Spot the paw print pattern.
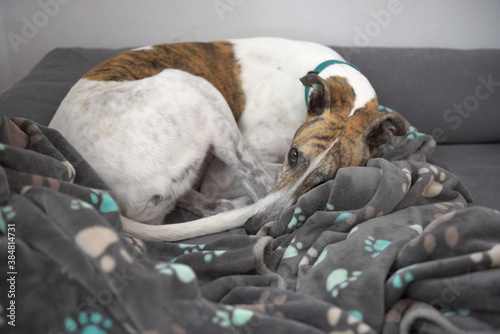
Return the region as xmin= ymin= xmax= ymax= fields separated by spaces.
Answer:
xmin=418 ymin=166 xmax=446 ymax=198
xmin=282 ymin=237 xmax=305 ymax=259
xmin=326 ymin=269 xmax=362 ymax=298
xmin=313 ymin=249 xmax=328 ymax=268
xmin=0 ymin=206 xmax=16 ymax=233
xmin=70 ymin=190 xmax=118 ymax=214
xmin=155 ymin=262 xmax=196 ymax=284
xmin=326 ymin=307 xmax=371 ymax=333
xmin=178 ymin=243 xmax=206 ymax=255
xmin=170 ymin=244 xmax=226 ymax=263
xmin=212 ymin=306 xmax=254 ymax=328
xmin=334 ymin=212 xmax=357 ymax=225
xmin=442 ymin=308 xmax=470 ymax=318
xmin=203 ymin=250 xmax=226 ymax=263
xmin=287 ymin=207 xmax=306 ymax=230
xmin=299 ymin=247 xmax=320 ymax=267
xmin=212 ymin=310 xmax=231 ymax=328
xmin=65 ymin=311 xmax=113 ymax=334
xmin=388 ymin=264 xmax=417 ymax=289
xmin=401 ymin=168 xmax=412 ymax=194
xmin=364 ymin=236 xmax=391 ymax=258
xmin=405 ymin=125 xmax=427 ymax=140
xmin=71 ymin=199 xmax=94 ymax=210
xmin=89 ymin=189 xmax=119 ymax=213
xmin=75 ymin=226 xmax=134 ymax=273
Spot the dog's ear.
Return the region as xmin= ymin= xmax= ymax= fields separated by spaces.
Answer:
xmin=301 ymin=74 xmax=327 ymax=117
xmin=365 ymin=113 xmax=407 ymax=151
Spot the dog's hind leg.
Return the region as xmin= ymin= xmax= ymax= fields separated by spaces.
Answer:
xmin=174 ymin=78 xmax=274 ymax=214
xmin=211 ymin=124 xmax=274 ymax=203
xmin=177 ymin=117 xmax=273 ymax=216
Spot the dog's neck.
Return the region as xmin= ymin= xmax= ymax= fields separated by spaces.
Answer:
xmin=305 ymin=60 xmax=377 ymax=117
xmin=304 ymin=60 xmax=359 ymax=105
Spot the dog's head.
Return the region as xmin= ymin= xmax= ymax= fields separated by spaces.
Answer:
xmin=246 ymin=69 xmax=406 ymax=233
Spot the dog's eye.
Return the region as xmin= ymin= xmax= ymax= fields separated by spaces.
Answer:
xmin=288 ymin=148 xmax=299 ymax=166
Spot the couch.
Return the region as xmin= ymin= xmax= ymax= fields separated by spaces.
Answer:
xmin=0 ymin=44 xmax=498 ymax=333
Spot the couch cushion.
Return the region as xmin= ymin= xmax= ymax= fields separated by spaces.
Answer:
xmin=2 ymin=45 xmax=499 ymax=144
xmin=428 ymin=143 xmax=500 ymax=210
xmin=338 ymin=47 xmax=500 ymax=144
xmin=0 ymin=47 xmax=126 ymax=125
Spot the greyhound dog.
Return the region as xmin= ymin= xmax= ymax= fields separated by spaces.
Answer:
xmin=49 ymin=37 xmax=406 ymax=241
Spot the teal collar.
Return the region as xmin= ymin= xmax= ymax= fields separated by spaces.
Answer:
xmin=304 ymin=60 xmax=360 ymax=106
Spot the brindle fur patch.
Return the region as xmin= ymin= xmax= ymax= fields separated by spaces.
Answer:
xmin=83 ymin=41 xmax=246 ymax=120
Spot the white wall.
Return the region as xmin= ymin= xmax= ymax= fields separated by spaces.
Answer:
xmin=1 ymin=0 xmax=500 ymax=92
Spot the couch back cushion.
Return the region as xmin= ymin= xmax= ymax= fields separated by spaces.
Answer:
xmin=1 ymin=46 xmax=499 ymax=144
xmin=339 ymin=47 xmax=500 ymax=144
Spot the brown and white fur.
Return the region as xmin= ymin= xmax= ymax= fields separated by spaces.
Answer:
xmin=49 ymin=37 xmax=406 ymax=241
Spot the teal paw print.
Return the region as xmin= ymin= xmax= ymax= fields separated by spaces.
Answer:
xmin=211 ymin=306 xmax=254 ymax=328
xmin=65 ymin=312 xmax=113 ymax=334
xmin=178 ymin=243 xmax=206 ymax=255
xmin=155 ymin=262 xmax=196 ymax=284
xmin=364 ymin=236 xmax=391 ymax=258
xmin=406 ymin=125 xmax=426 ymax=140
xmin=389 ymin=264 xmax=417 ymax=289
xmin=334 ymin=212 xmax=354 ymax=224
xmin=282 ymin=237 xmax=305 ymax=259
xmin=90 ymin=189 xmax=119 ymax=213
xmin=0 ymin=206 xmax=16 ymax=233
xmin=378 ymin=105 xmax=394 ymax=114
xmin=212 ymin=310 xmax=231 ymax=328
xmin=203 ymin=250 xmax=226 ymax=263
xmin=443 ymin=308 xmax=470 ymax=318
xmin=287 ymin=207 xmax=306 ymax=230
xmin=313 ymin=249 xmax=328 ymax=268
xmin=70 ymin=199 xmax=94 ymax=210
xmin=326 ymin=269 xmax=362 ymax=298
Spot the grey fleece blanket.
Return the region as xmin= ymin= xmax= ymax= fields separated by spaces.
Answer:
xmin=1 ymin=108 xmax=499 ymax=334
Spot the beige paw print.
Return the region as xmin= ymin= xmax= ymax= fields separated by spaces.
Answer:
xmin=418 ymin=166 xmax=446 ymax=197
xmin=75 ymin=226 xmax=134 ymax=273
xmin=401 ymin=168 xmax=412 ymax=193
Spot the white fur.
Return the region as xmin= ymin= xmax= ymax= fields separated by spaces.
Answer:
xmin=130 ymin=45 xmax=154 ymax=51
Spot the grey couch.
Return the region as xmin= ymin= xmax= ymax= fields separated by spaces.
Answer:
xmin=1 ymin=45 xmax=500 ymax=334
xmin=2 ymin=46 xmax=499 ymax=210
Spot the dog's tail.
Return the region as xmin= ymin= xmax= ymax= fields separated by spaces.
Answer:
xmin=120 ymin=204 xmax=255 ymax=242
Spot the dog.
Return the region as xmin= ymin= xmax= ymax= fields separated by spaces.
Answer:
xmin=49 ymin=37 xmax=406 ymax=241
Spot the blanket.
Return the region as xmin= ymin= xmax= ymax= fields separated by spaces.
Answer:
xmin=1 ymin=109 xmax=499 ymax=334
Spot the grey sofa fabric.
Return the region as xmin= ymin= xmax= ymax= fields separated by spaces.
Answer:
xmin=427 ymin=143 xmax=500 ymax=211
xmin=0 ymin=47 xmax=127 ymax=125
xmin=0 ymin=45 xmax=498 ymax=210
xmin=340 ymin=47 xmax=500 ymax=144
